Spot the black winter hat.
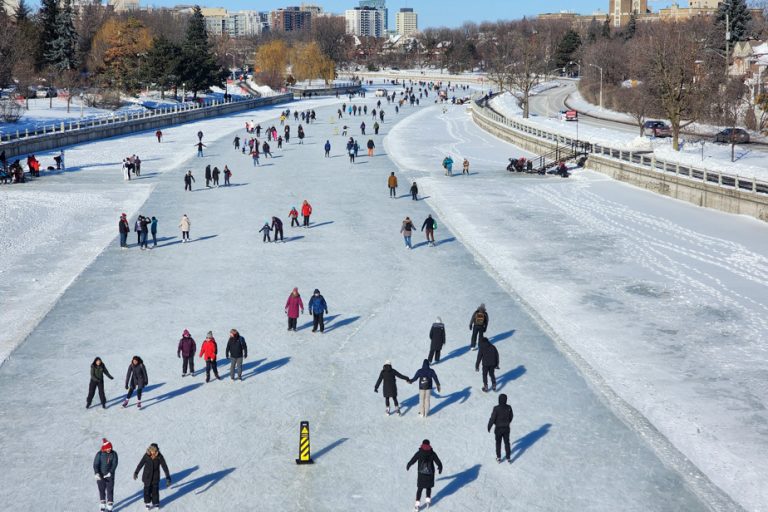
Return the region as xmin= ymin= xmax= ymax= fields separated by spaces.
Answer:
xmin=314 ymin=289 xmax=320 ymax=294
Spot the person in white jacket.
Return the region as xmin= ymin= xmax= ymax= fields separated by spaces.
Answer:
xmin=179 ymin=214 xmax=191 ymax=243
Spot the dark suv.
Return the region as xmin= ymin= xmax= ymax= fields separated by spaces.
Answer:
xmin=715 ymin=128 xmax=750 ymax=144
xmin=643 ymin=120 xmax=672 ymax=138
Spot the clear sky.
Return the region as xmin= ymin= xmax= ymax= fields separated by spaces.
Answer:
xmin=138 ymin=0 xmax=682 ymax=28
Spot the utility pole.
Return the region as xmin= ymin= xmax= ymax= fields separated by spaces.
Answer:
xmin=725 ymin=11 xmax=731 ymax=78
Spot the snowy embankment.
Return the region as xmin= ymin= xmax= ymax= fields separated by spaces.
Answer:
xmin=386 ymin=104 xmax=768 ymax=511
xmin=490 ymin=92 xmax=768 ymax=181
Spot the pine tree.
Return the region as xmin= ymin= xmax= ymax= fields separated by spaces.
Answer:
xmin=15 ymin=0 xmax=31 ymax=22
xmin=36 ymin=0 xmax=59 ymax=69
xmin=714 ymin=0 xmax=751 ymax=44
xmin=46 ymin=0 xmax=77 ymax=71
xmin=601 ymin=17 xmax=611 ymax=39
xmin=624 ymin=12 xmax=637 ymax=41
xmin=555 ymin=30 xmax=581 ymax=69
xmin=180 ymin=6 xmax=223 ymax=98
xmin=144 ymin=35 xmax=182 ymax=98
xmin=587 ymin=18 xmax=600 ymax=43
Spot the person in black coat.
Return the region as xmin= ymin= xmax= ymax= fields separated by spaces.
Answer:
xmin=271 ymin=216 xmax=284 ymax=242
xmin=204 ymin=164 xmax=212 ymax=188
xmin=133 ymin=443 xmax=171 ymax=510
xmin=475 ymin=336 xmax=500 ymax=392
xmin=87 ymin=357 xmax=114 ymax=409
xmin=428 ymin=317 xmax=446 ymax=364
xmin=468 ymin=303 xmax=488 ymax=350
xmin=488 ymin=393 xmax=514 ymax=462
xmin=406 ymin=439 xmax=443 ymax=510
xmin=122 ymin=356 xmax=148 ymax=409
xmin=225 ymin=328 xmax=248 ymax=381
xmin=184 ymin=170 xmax=195 ymax=191
xmin=93 ymin=438 xmax=118 ymax=511
xmin=374 ymin=360 xmax=409 ymax=416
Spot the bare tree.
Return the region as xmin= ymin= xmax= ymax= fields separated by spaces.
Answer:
xmin=504 ymin=20 xmax=547 ymax=118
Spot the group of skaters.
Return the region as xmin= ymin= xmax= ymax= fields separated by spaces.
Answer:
xmin=441 ymin=155 xmax=471 ymax=176
xmin=399 ymin=213 xmax=438 ymax=249
xmin=259 ymin=200 xmax=312 ymax=242
xmin=203 ymin=164 xmax=232 ymax=187
xmin=121 ymin=154 xmax=143 ymax=180
xmin=118 ymin=213 xmax=158 ymax=249
xmin=1 ymin=149 xmax=63 ymax=183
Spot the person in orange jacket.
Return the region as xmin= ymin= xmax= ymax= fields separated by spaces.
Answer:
xmin=387 ymin=172 xmax=398 ymax=198
xmin=199 ymin=331 xmax=220 ymax=382
xmin=301 ymin=200 xmax=313 ymax=228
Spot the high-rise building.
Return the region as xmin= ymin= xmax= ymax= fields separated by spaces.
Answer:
xmin=270 ymin=6 xmax=312 ymax=32
xmin=396 ymin=7 xmax=417 ymax=37
xmin=345 ymin=6 xmax=385 ymax=38
xmin=608 ymin=0 xmax=648 ymax=27
xmin=358 ymin=0 xmax=387 ymax=32
xmin=109 ymin=0 xmax=140 ymax=12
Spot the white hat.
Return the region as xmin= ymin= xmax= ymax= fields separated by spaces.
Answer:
xmin=384 ymin=360 xmax=391 ymax=365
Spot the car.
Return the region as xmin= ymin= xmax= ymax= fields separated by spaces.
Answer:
xmin=643 ymin=120 xmax=672 ymax=138
xmin=560 ymin=109 xmax=578 ymax=121
xmin=714 ymin=128 xmax=750 ymax=144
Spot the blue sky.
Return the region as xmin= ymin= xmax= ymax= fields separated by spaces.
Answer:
xmin=139 ymin=0 xmax=681 ymax=28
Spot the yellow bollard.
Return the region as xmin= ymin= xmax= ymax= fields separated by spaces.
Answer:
xmin=295 ymin=421 xmax=314 ymax=465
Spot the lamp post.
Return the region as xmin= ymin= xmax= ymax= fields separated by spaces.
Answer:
xmin=589 ymin=63 xmax=603 ymax=110
xmin=79 ymin=91 xmax=84 ymax=118
xmin=723 ymin=0 xmax=732 ymax=78
xmin=225 ymin=52 xmax=236 ymax=80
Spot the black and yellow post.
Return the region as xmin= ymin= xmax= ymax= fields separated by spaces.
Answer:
xmin=295 ymin=421 xmax=314 ymax=465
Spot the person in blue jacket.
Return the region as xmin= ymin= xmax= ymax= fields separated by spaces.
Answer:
xmin=307 ymin=289 xmax=328 ymax=333
xmin=324 ymin=140 xmax=331 ymax=157
xmin=94 ymin=438 xmax=119 ymax=512
xmin=409 ymin=359 xmax=441 ymax=418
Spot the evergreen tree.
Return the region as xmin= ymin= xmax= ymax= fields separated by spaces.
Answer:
xmin=601 ymin=17 xmax=612 ymax=39
xmin=180 ymin=6 xmax=223 ymax=98
xmin=555 ymin=29 xmax=581 ymax=69
xmin=714 ymin=0 xmax=751 ymax=44
xmin=144 ymin=35 xmax=182 ymax=98
xmin=36 ymin=0 xmax=59 ymax=69
xmin=587 ymin=18 xmax=600 ymax=43
xmin=14 ymin=0 xmax=31 ymax=22
xmin=46 ymin=0 xmax=77 ymax=71
xmin=624 ymin=12 xmax=637 ymax=41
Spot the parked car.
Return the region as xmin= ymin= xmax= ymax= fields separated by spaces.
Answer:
xmin=714 ymin=128 xmax=750 ymax=144
xmin=560 ymin=109 xmax=578 ymax=121
xmin=643 ymin=120 xmax=672 ymax=138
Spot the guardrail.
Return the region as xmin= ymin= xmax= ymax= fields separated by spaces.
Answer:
xmin=473 ymin=97 xmax=768 ymax=196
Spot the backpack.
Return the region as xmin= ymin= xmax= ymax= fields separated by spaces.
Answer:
xmin=474 ymin=311 xmax=485 ymax=326
xmin=432 ymin=220 xmax=437 ymax=230
xmin=418 ymin=460 xmax=433 ymax=475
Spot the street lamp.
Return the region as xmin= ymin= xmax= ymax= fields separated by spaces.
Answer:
xmin=589 ymin=63 xmax=603 ymax=110
xmin=79 ymin=91 xmax=84 ymax=118
xmin=225 ymin=52 xmax=236 ymax=80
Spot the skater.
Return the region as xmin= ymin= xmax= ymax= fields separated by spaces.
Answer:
xmin=86 ymin=357 xmax=114 ymax=409
xmin=118 ymin=213 xmax=130 ymax=248
xmin=307 ymin=289 xmax=328 ymax=333
xmin=360 ymin=121 xmax=366 ymax=135
xmin=196 ymin=130 xmax=204 ymax=142
xmin=195 ymin=141 xmax=206 ymax=157
xmin=259 ymin=220 xmax=272 ymax=242
xmin=122 ymin=356 xmax=148 ymax=409
xmin=428 ymin=318 xmax=446 ymax=364
xmin=134 ymin=216 xmax=143 ymax=246
xmin=289 ymin=206 xmax=300 ymax=227
xmin=468 ymin=304 xmax=488 ymax=350
xmin=233 ymin=136 xmax=240 ymax=150
xmin=366 ymin=139 xmax=375 ymax=157
xmin=177 ymin=329 xmax=196 ymax=377
xmin=139 ymin=216 xmax=150 ymax=250
xmin=54 ymin=150 xmax=65 ymax=170
xmin=155 ymin=130 xmax=162 ymax=143
xmin=348 ymin=143 xmax=355 ymax=163
xmin=462 ymin=158 xmax=470 ymax=175
xmin=374 ymin=360 xmax=409 ymax=416
xmin=271 ymin=216 xmax=284 ymax=242
xmin=199 ymin=331 xmax=220 ymax=382
xmin=409 ymin=360 xmax=441 ymax=418
xmin=179 ymin=214 xmax=191 ymax=243
xmin=421 ymin=215 xmax=436 ymax=246
xmin=205 ymin=165 xmax=212 ymax=187
xmin=406 ymin=440 xmax=443 ymax=511
xmin=442 ymin=155 xmax=454 ymax=176
xmin=212 ymin=166 xmax=220 ymax=186
xmin=223 ymin=166 xmax=232 ymax=186
xmin=301 ymin=200 xmax=312 ymax=227
xmin=262 ymin=141 xmax=272 ymax=158
xmin=373 ymin=121 xmax=380 ymax=135
xmin=410 ymin=182 xmax=418 ymax=201
xmin=184 ymin=170 xmax=195 ymax=191
xmin=488 ymin=394 xmax=514 ymax=462
xmin=133 ymin=443 xmax=171 ymax=511
xmin=475 ymin=336 xmax=500 ymax=392
xmin=93 ymin=438 xmax=118 ymax=512
xmin=251 ymin=147 xmax=260 ymax=167
xmin=324 ymin=140 xmax=331 ymax=157
xmin=388 ymin=172 xmax=398 ymax=198
xmin=400 ymin=217 xmax=414 ymax=249
xmin=297 ymin=125 xmax=305 ymax=144
xmin=285 ymin=287 xmax=304 ymax=331
xmin=226 ymin=329 xmax=248 ymax=381
xmin=150 ymin=216 xmax=158 ymax=247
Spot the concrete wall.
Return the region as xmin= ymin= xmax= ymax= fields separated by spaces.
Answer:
xmin=471 ymin=103 xmax=768 ymax=222
xmin=1 ymin=94 xmax=293 ymax=160
xmin=289 ymin=85 xmax=362 ymax=98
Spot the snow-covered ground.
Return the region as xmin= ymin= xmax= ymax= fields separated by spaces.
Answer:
xmin=491 ymin=92 xmax=768 ymax=180
xmin=0 ymin=89 xmax=718 ymax=511
xmin=387 ymin=104 xmax=768 ymax=511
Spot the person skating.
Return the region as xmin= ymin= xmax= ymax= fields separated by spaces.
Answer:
xmin=462 ymin=158 xmax=470 ymax=175
xmin=87 ymin=357 xmax=114 ymax=409
xmin=212 ymin=166 xmax=220 ymax=186
xmin=468 ymin=303 xmax=488 ymax=350
xmin=428 ymin=318 xmax=446 ymax=364
xmin=406 ymin=439 xmax=443 ymax=510
xmin=179 ymin=214 xmax=191 ymax=243
xmin=324 ymin=140 xmax=331 ymax=157
xmin=118 ymin=213 xmax=130 ymax=249
xmin=155 ymin=130 xmax=162 ymax=143
xmin=133 ymin=443 xmax=171 ymax=511
xmin=297 ymin=125 xmax=305 ymax=144
xmin=410 ymin=182 xmax=418 ymax=201
xmin=195 ymin=141 xmax=206 ymax=157
xmin=177 ymin=329 xmax=196 ymax=377
xmin=233 ymin=136 xmax=240 ymax=150
xmin=205 ymin=165 xmax=212 ymax=188
xmin=421 ymin=214 xmax=436 ymax=246
xmin=196 ymin=130 xmax=204 ymax=142
xmin=360 ymin=121 xmax=366 ymax=135
xmin=289 ymin=206 xmax=300 ymax=228
xmin=400 ymin=217 xmax=415 ymax=249
xmin=307 ymin=289 xmax=328 ymax=333
xmin=409 ymin=360 xmax=441 ymax=418
xmin=199 ymin=331 xmax=220 ymax=382
xmin=93 ymin=438 xmax=118 ymax=512
xmin=267 ymin=216 xmax=282 ymax=242
xmin=262 ymin=141 xmax=272 ymax=158
xmin=150 ymin=216 xmax=158 ymax=247
xmin=475 ymin=336 xmax=500 ymax=392
xmin=285 ymin=287 xmax=304 ymax=331
xmin=139 ymin=216 xmax=151 ymax=250
xmin=301 ymin=200 xmax=312 ymax=228
xmin=388 ymin=172 xmax=398 ymax=198
xmin=251 ymin=147 xmax=260 ymax=167
xmin=488 ymin=394 xmax=514 ymax=462
xmin=373 ymin=121 xmax=380 ymax=135
xmin=134 ymin=216 xmax=143 ymax=246
xmin=259 ymin=221 xmax=272 ymax=242
xmin=226 ymin=329 xmax=248 ymax=380
xmin=223 ymin=166 xmax=232 ymax=186
xmin=184 ymin=170 xmax=195 ymax=191
xmin=122 ymin=356 xmax=148 ymax=409
xmin=366 ymin=139 xmax=375 ymax=157
xmin=374 ymin=360 xmax=409 ymax=416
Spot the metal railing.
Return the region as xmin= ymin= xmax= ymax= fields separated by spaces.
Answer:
xmin=473 ymin=97 xmax=768 ymax=196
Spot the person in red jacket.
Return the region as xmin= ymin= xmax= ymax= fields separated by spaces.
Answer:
xmin=301 ymin=200 xmax=312 ymax=228
xmin=285 ymin=288 xmax=304 ymax=331
xmin=289 ymin=206 xmax=300 ymax=228
xmin=199 ymin=331 xmax=220 ymax=382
